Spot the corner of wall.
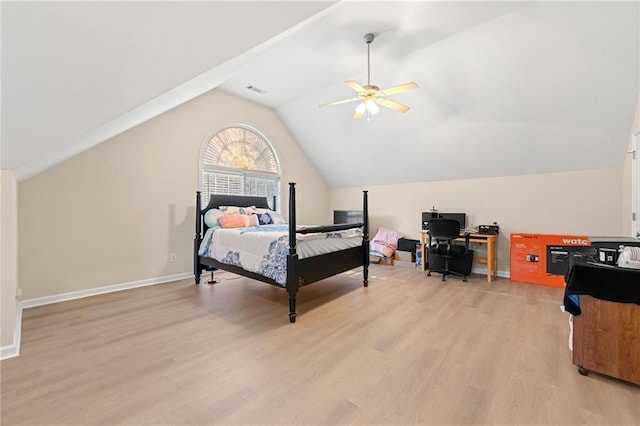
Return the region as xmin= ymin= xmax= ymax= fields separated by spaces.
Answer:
xmin=0 ymin=305 xmax=22 ymax=360
xmin=1 ymin=170 xmax=19 ymax=355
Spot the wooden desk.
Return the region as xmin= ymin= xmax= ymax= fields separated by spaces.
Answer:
xmin=420 ymin=230 xmax=498 ymax=282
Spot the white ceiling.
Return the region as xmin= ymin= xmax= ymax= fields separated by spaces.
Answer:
xmin=2 ymin=1 xmax=639 ymax=188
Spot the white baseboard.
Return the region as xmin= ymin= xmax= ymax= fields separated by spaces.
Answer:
xmin=0 ymin=271 xmax=194 ymax=360
xmin=0 ymin=306 xmax=23 ymax=360
xmin=19 ymin=272 xmax=193 ymax=309
xmin=0 ymin=344 xmax=19 ymax=360
xmin=470 ymin=266 xmax=510 ymax=279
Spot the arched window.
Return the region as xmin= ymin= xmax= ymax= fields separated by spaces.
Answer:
xmin=200 ymin=125 xmax=281 ymax=210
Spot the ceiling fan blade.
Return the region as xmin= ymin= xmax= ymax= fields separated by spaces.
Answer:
xmin=381 ymin=82 xmax=419 ymax=96
xmin=352 ymin=102 xmax=367 ymax=120
xmin=320 ymin=97 xmax=360 ymax=107
xmin=345 ymin=80 xmax=366 ymax=93
xmin=376 ymin=98 xmax=410 ymax=113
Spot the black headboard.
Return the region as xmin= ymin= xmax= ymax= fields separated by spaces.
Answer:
xmin=202 ymin=194 xmax=271 ymax=214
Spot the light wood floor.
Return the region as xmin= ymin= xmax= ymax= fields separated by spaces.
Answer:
xmin=2 ymin=265 xmax=639 ymax=425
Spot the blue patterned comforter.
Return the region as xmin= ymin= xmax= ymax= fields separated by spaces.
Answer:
xmin=198 ymin=225 xmax=363 ymax=286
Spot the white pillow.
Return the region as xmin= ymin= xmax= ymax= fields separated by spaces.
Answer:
xmin=267 ymin=211 xmax=286 ymax=224
xmin=204 ymin=208 xmax=224 ymax=227
xmin=219 ymin=206 xmax=256 ymax=215
xmin=253 ymin=207 xmax=272 ymax=214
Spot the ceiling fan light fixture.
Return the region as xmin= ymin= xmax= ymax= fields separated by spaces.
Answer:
xmin=355 ymin=99 xmax=380 ymax=121
xmin=320 ymin=32 xmax=418 ymax=120
xmin=366 ymin=99 xmax=380 ymax=115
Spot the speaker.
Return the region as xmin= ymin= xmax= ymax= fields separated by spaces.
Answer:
xmin=479 ymin=225 xmax=499 ymax=235
xmin=422 ymin=211 xmax=439 ymax=230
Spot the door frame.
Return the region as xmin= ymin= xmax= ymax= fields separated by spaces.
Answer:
xmin=632 ymin=129 xmax=639 ymax=238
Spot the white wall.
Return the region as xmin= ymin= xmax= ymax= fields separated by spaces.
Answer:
xmin=622 ymin=92 xmax=640 ymax=237
xmin=330 ymin=168 xmax=623 ymax=276
xmin=1 ymin=170 xmax=18 ymax=350
xmin=18 ymin=89 xmax=328 ymax=300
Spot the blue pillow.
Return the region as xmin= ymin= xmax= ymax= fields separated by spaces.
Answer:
xmin=256 ymin=213 xmax=273 ymax=225
xmin=204 ymin=209 xmax=224 ymax=227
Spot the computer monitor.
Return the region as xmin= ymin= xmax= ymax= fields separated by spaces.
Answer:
xmin=421 ymin=211 xmax=439 ymax=230
xmin=333 ymin=210 xmax=363 ymax=224
xmin=438 ymin=213 xmax=466 ymax=230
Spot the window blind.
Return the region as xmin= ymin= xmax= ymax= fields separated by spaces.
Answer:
xmin=201 ymin=171 xmax=279 ymax=209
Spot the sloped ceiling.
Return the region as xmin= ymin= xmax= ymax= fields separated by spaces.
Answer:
xmin=1 ymin=1 xmax=336 ymax=178
xmin=2 ymin=1 xmax=639 ymax=188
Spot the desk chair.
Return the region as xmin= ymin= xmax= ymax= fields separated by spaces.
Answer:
xmin=427 ymin=218 xmax=474 ymax=282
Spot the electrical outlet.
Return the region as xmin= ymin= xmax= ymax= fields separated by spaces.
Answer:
xmin=16 ymin=288 xmax=23 ymax=299
xmin=170 ymin=253 xmax=177 ymax=263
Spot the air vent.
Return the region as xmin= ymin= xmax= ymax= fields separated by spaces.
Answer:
xmin=246 ymin=85 xmax=267 ymax=95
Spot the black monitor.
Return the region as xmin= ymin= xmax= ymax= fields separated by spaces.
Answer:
xmin=333 ymin=210 xmax=363 ymax=224
xmin=422 ymin=211 xmax=439 ymax=230
xmin=437 ymin=213 xmax=466 ymax=230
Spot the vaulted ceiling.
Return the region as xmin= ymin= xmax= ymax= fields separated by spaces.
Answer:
xmin=2 ymin=1 xmax=639 ymax=188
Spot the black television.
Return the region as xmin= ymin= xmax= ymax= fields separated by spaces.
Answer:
xmin=333 ymin=210 xmax=363 ymax=224
xmin=437 ymin=212 xmax=467 ymax=230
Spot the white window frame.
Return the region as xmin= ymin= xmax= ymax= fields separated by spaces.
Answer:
xmin=199 ymin=123 xmax=282 ymax=210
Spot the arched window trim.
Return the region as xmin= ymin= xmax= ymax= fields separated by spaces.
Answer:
xmin=199 ymin=122 xmax=283 ymax=211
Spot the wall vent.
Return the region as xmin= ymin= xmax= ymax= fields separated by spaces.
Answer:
xmin=246 ymin=85 xmax=267 ymax=95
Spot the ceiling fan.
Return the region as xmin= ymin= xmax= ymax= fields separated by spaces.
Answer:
xmin=320 ymin=33 xmax=418 ymax=120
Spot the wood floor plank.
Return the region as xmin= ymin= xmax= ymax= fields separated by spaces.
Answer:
xmin=2 ymin=265 xmax=639 ymax=425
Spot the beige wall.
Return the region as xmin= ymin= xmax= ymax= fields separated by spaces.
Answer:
xmin=330 ymin=168 xmax=623 ymax=276
xmin=18 ymin=90 xmax=328 ymax=300
xmin=13 ymin=86 xmax=639 ymax=300
xmin=1 ymin=170 xmax=18 ymax=348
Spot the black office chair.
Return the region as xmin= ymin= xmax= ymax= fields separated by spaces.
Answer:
xmin=427 ymin=218 xmax=474 ymax=282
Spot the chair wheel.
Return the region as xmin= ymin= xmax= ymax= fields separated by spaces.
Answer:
xmin=427 ymin=271 xmax=431 ymax=276
xmin=577 ymin=365 xmax=588 ymax=376
xmin=463 ymin=277 xmax=467 ymax=282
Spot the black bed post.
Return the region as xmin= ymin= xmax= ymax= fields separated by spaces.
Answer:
xmin=194 ymin=191 xmax=202 ymax=284
xmin=286 ymin=182 xmax=299 ymax=323
xmin=363 ymin=190 xmax=369 ymax=287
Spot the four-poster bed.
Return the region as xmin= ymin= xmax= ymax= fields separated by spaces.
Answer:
xmin=194 ymin=182 xmax=369 ymax=322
